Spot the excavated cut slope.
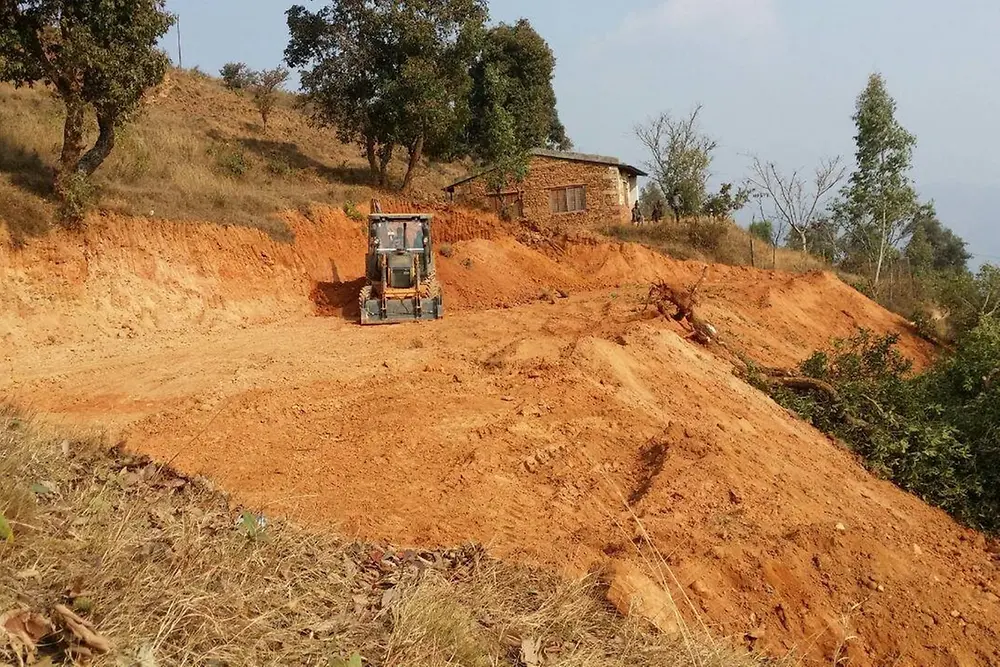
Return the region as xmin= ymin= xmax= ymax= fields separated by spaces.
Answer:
xmin=3 ymin=209 xmax=996 ymax=666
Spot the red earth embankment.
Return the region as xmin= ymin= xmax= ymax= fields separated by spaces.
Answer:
xmin=7 ymin=206 xmax=993 ymax=666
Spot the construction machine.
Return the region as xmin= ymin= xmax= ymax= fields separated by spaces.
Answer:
xmin=359 ymin=212 xmax=443 ymax=325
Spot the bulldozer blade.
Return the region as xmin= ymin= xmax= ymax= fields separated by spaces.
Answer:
xmin=360 ymin=295 xmax=443 ymax=325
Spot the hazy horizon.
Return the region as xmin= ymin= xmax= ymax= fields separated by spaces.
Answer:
xmin=164 ymin=0 xmax=1000 ymax=266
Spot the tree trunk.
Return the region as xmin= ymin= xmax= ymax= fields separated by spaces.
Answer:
xmin=77 ymin=110 xmax=117 ymax=177
xmin=400 ymin=134 xmax=424 ymax=193
xmin=365 ymin=137 xmax=379 ymax=183
xmin=377 ymin=144 xmax=394 ymax=189
xmin=57 ymin=96 xmax=87 ymax=190
xmin=874 ymin=209 xmax=888 ymax=286
xmin=799 ymin=228 xmax=808 ymax=254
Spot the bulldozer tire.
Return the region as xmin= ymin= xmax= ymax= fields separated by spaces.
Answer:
xmin=358 ymin=284 xmax=372 ymax=316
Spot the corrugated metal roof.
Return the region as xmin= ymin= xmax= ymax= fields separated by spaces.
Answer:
xmin=444 ymin=149 xmax=647 ymax=191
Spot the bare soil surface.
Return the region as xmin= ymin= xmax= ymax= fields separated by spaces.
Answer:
xmin=3 ymin=208 xmax=997 ymax=666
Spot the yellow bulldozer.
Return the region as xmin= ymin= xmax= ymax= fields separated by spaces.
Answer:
xmin=359 ymin=208 xmax=444 ymax=325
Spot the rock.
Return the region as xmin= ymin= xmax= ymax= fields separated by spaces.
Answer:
xmin=913 ymin=544 xmax=924 ymax=557
xmin=605 ymin=562 xmax=681 ymax=635
xmin=689 ymin=579 xmax=712 ymax=599
xmin=985 ymin=593 xmax=999 ymax=604
xmin=951 ymin=610 xmax=961 ymax=619
xmin=556 ymin=289 xmax=569 ymax=299
xmin=728 ymin=489 xmax=743 ymax=505
xmin=877 ymin=584 xmax=885 ymax=593
xmin=835 ymin=523 xmax=847 ymax=533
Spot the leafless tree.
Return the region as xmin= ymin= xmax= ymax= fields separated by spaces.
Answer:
xmin=635 ymin=106 xmax=717 ymax=222
xmin=747 ymin=156 xmax=846 ymax=254
xmin=752 ymin=193 xmax=787 ymax=269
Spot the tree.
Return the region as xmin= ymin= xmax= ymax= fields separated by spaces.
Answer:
xmin=800 ymin=216 xmax=842 ymax=264
xmin=635 ymin=106 xmax=716 ymax=222
xmin=0 ymin=0 xmax=174 ymax=200
xmin=466 ymin=19 xmax=569 ymax=157
xmin=748 ymin=156 xmax=846 ymax=254
xmin=749 ymin=219 xmax=773 ymax=244
xmin=905 ymin=202 xmax=970 ymax=274
xmin=638 ymin=181 xmax=666 ymax=219
xmin=250 ymin=67 xmax=289 ymax=132
xmin=702 ymin=182 xmax=751 ymax=219
xmin=477 ymin=61 xmax=529 ymax=219
xmin=936 ymin=264 xmax=1000 ymax=336
xmin=752 ymin=193 xmax=786 ymax=268
xmin=285 ymin=0 xmax=488 ymax=191
xmin=837 ymin=74 xmax=919 ymax=287
xmin=220 ymin=62 xmax=255 ymax=91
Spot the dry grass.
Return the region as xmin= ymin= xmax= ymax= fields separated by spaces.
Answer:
xmin=0 ymin=69 xmax=466 ymax=242
xmin=0 ymin=405 xmax=767 ymax=666
xmin=606 ymin=219 xmax=829 ymax=274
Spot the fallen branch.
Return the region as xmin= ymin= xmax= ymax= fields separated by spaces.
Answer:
xmin=53 ymin=604 xmax=111 ymax=655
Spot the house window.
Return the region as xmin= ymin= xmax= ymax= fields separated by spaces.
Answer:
xmin=549 ymin=185 xmax=586 ymax=214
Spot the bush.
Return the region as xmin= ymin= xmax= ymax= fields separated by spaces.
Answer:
xmin=220 ymin=62 xmax=255 ymax=91
xmin=439 ymin=243 xmax=454 ymax=258
xmin=58 ymin=172 xmax=98 ymax=226
xmin=687 ymin=217 xmax=730 ymax=253
xmin=211 ymin=144 xmax=251 ymax=178
xmin=767 ymin=326 xmax=1000 ymax=532
xmin=343 ymin=200 xmax=364 ymax=222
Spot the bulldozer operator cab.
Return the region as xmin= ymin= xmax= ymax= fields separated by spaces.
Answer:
xmin=360 ymin=214 xmax=443 ymax=325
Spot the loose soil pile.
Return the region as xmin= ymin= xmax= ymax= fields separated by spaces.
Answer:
xmin=3 ymin=206 xmax=994 ymax=666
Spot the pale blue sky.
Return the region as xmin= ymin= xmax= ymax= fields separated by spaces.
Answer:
xmin=164 ymin=0 xmax=1000 ymax=264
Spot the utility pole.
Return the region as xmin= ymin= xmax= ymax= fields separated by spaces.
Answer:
xmin=176 ymin=15 xmax=183 ymax=69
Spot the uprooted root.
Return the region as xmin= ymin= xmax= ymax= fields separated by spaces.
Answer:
xmin=647 ymin=267 xmax=718 ymax=343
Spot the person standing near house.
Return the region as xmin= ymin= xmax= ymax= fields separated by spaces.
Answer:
xmin=632 ymin=201 xmax=644 ymax=226
xmin=651 ymin=200 xmax=664 ymax=223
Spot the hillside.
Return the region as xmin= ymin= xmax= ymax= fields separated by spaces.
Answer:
xmin=0 ymin=69 xmax=466 ymax=244
xmin=4 ymin=202 xmax=999 ymax=665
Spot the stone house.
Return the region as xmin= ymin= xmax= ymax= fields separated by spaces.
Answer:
xmin=444 ymin=149 xmax=647 ymax=227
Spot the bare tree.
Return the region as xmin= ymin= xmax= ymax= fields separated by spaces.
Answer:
xmin=752 ymin=193 xmax=787 ymax=269
xmin=635 ymin=106 xmax=717 ymax=222
xmin=748 ymin=156 xmax=846 ymax=254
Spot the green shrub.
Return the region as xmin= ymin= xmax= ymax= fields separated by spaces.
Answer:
xmin=58 ymin=172 xmax=98 ymax=226
xmin=343 ymin=200 xmax=364 ymax=222
xmin=767 ymin=325 xmax=1000 ymax=532
xmin=211 ymin=144 xmax=251 ymax=178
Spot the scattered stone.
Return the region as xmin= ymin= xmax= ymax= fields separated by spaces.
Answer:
xmin=614 ymin=334 xmax=628 ymax=347
xmin=689 ymin=580 xmax=712 ymax=599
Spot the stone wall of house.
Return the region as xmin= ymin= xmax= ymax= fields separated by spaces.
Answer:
xmin=450 ymin=156 xmax=631 ymax=227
